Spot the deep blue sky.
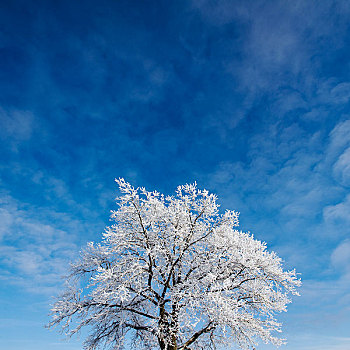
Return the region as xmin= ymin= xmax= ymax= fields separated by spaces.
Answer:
xmin=1 ymin=1 xmax=350 ymax=349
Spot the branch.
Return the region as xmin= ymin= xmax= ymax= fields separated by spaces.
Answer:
xmin=179 ymin=322 xmax=216 ymax=349
xmin=161 ymin=224 xmax=216 ymax=298
xmin=127 ymin=286 xmax=159 ymax=306
xmin=131 ymin=200 xmax=162 ymax=302
xmin=78 ymin=300 xmax=159 ymax=320
xmin=124 ymin=322 xmax=154 ymax=333
xmin=207 ymin=276 xmax=256 ymax=293
xmin=122 ymin=306 xmax=158 ymax=320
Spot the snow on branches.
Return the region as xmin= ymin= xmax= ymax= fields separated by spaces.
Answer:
xmin=48 ymin=179 xmax=300 ymax=350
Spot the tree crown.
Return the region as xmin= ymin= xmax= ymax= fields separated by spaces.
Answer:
xmin=48 ymin=179 xmax=301 ymax=350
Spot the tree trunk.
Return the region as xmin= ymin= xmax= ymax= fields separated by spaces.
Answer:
xmin=158 ymin=334 xmax=177 ymax=350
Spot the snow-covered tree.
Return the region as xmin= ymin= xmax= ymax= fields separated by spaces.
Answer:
xmin=48 ymin=179 xmax=300 ymax=350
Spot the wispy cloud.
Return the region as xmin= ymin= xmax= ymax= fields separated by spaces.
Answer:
xmin=331 ymin=239 xmax=350 ymax=273
xmin=0 ymin=193 xmax=79 ymax=294
xmin=0 ymin=107 xmax=35 ymax=151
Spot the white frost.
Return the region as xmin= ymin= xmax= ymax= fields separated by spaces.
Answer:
xmin=48 ymin=179 xmax=301 ymax=350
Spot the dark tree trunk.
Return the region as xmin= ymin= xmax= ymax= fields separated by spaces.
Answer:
xmin=158 ymin=333 xmax=177 ymax=350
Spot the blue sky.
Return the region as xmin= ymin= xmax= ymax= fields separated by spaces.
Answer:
xmin=1 ymin=0 xmax=350 ymax=349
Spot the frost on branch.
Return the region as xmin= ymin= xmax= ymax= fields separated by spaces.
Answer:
xmin=48 ymin=179 xmax=301 ymax=350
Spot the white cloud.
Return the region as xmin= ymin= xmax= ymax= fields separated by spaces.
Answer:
xmin=330 ymin=82 xmax=350 ymax=104
xmin=323 ymin=194 xmax=350 ymax=226
xmin=0 ymin=208 xmax=13 ymax=241
xmin=333 ymin=147 xmax=350 ymax=187
xmin=331 ymin=239 xmax=350 ymax=272
xmin=0 ymin=194 xmax=80 ymax=294
xmin=0 ymin=107 xmax=34 ymax=151
xmin=328 ymin=119 xmax=350 ymax=156
xmin=289 ymin=335 xmax=350 ymax=350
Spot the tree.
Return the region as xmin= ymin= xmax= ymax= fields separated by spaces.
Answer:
xmin=48 ymin=179 xmax=300 ymax=350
